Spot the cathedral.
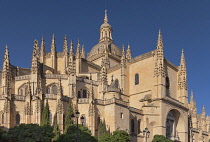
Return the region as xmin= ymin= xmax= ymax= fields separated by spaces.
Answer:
xmin=0 ymin=10 xmax=209 ymax=142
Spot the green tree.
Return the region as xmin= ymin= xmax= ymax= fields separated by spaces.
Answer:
xmin=5 ymin=124 xmax=54 ymax=142
xmin=64 ymin=101 xmax=74 ymax=133
xmin=52 ymin=116 xmax=60 ymax=142
xmin=56 ymin=124 xmax=97 ymax=142
xmin=98 ymin=119 xmax=106 ymax=141
xmin=41 ymin=100 xmax=50 ymax=126
xmin=111 ymin=130 xmax=130 ymax=142
xmin=152 ymin=135 xmax=173 ymax=142
xmin=99 ymin=133 xmax=112 ymax=142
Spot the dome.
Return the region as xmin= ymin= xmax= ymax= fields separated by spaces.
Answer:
xmin=87 ymin=42 xmax=122 ymax=60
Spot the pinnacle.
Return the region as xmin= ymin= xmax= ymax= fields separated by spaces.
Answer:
xmin=157 ymin=30 xmax=164 ymax=49
xmin=104 ymin=9 xmax=108 ymax=23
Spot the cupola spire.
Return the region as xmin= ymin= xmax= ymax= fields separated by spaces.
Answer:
xmin=99 ymin=10 xmax=113 ymax=42
xmin=104 ymin=9 xmax=108 ymax=23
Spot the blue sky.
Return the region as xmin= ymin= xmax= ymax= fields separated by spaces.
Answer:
xmin=0 ymin=0 xmax=210 ymax=114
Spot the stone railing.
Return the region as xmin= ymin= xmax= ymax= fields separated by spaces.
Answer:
xmin=15 ymin=75 xmax=31 ymax=81
xmin=0 ymin=95 xmax=5 ymax=100
xmin=104 ymin=98 xmax=114 ymax=105
xmin=44 ymin=94 xmax=57 ymax=100
xmin=44 ymin=74 xmax=67 ymax=79
xmin=13 ymin=95 xmax=25 ymax=101
xmin=115 ymin=99 xmax=129 ymax=106
xmin=61 ymin=96 xmax=69 ymax=102
xmin=95 ymin=99 xmax=105 ymax=105
xmin=45 ymin=53 xmax=51 ymax=58
xmin=77 ymin=77 xmax=98 ymax=85
xmin=95 ymin=98 xmax=129 ymax=107
xmin=78 ymin=98 xmax=89 ymax=104
xmin=107 ymin=86 xmax=121 ymax=93
xmin=202 ymin=131 xmax=209 ymax=136
xmin=129 ymin=107 xmax=142 ymax=114
xmin=57 ymin=52 xmax=64 ymax=58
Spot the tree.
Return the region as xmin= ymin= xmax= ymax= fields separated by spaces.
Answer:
xmin=41 ymin=100 xmax=50 ymax=126
xmin=5 ymin=124 xmax=54 ymax=142
xmin=152 ymin=135 xmax=173 ymax=142
xmin=52 ymin=115 xmax=60 ymax=142
xmin=98 ymin=119 xmax=106 ymax=141
xmin=111 ymin=130 xmax=129 ymax=142
xmin=99 ymin=133 xmax=112 ymax=142
xmin=64 ymin=101 xmax=74 ymax=133
xmin=56 ymin=124 xmax=97 ymax=142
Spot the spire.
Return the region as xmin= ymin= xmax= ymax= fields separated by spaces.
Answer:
xmin=121 ymin=44 xmax=125 ymax=59
xmin=154 ymin=30 xmax=165 ymax=77
xmin=180 ymin=49 xmax=186 ymax=73
xmin=99 ymin=10 xmax=113 ymax=42
xmin=104 ymin=9 xmax=108 ymax=23
xmin=81 ymin=45 xmax=85 ymax=58
xmin=3 ymin=44 xmax=10 ymax=74
xmin=190 ymin=90 xmax=194 ymax=103
xmin=63 ymin=35 xmax=68 ymax=54
xmin=202 ymin=105 xmax=206 ymax=118
xmin=31 ymin=40 xmax=39 ymax=74
xmin=40 ymin=36 xmax=46 ymax=56
xmin=27 ymin=81 xmax=32 ymax=96
xmin=178 ymin=49 xmax=187 ymax=90
xmin=126 ymin=44 xmax=132 ymax=60
xmin=102 ymin=44 xmax=110 ymax=68
xmin=51 ymin=34 xmax=56 ymax=54
xmin=70 ymin=40 xmax=74 ymax=56
xmin=157 ymin=29 xmax=164 ymax=50
xmin=100 ymin=62 xmax=108 ymax=85
xmin=76 ymin=39 xmax=81 ymax=58
xmin=121 ymin=44 xmax=126 ymax=68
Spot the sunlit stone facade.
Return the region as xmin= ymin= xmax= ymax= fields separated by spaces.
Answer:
xmin=0 ymin=11 xmax=209 ymax=142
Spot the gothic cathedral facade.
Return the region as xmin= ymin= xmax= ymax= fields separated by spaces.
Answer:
xmin=0 ymin=11 xmax=209 ymax=142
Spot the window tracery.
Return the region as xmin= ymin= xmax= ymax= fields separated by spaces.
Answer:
xmin=46 ymin=83 xmax=58 ymax=95
xmin=77 ymin=89 xmax=88 ymax=98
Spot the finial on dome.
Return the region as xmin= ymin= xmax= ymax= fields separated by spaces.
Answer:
xmin=104 ymin=9 xmax=108 ymax=23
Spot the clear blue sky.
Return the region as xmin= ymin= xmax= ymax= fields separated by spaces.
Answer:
xmin=0 ymin=0 xmax=210 ymax=114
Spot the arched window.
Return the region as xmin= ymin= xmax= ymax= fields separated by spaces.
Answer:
xmin=83 ymin=90 xmax=87 ymax=98
xmin=131 ymin=119 xmax=135 ymax=133
xmin=16 ymin=113 xmax=20 ymax=125
xmin=166 ymin=77 xmax=170 ymax=89
xmin=78 ymin=91 xmax=81 ymax=98
xmin=166 ymin=111 xmax=176 ymax=139
xmin=135 ymin=73 xmax=139 ymax=85
xmin=19 ymin=84 xmax=28 ymax=96
xmin=52 ymin=85 xmax=57 ymax=94
xmin=47 ymin=88 xmax=51 ymax=94
xmin=2 ymin=113 xmax=4 ymax=124
xmin=138 ymin=119 xmax=141 ymax=134
xmin=19 ymin=89 xmax=23 ymax=95
xmin=115 ymin=79 xmax=119 ymax=88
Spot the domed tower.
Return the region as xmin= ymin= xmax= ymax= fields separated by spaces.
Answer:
xmin=87 ymin=10 xmax=122 ymax=68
